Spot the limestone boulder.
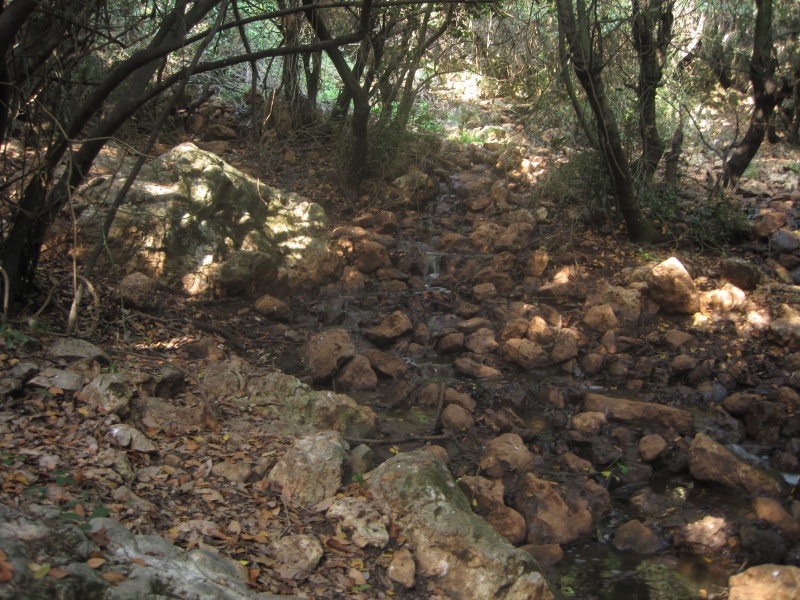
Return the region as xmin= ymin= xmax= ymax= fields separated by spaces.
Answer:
xmin=302 ymin=329 xmax=356 ymax=381
xmin=479 ymin=433 xmax=537 ymax=478
xmin=368 ymin=451 xmax=553 ymax=600
xmin=366 ymin=311 xmax=413 ymax=345
xmin=268 ymin=432 xmax=348 ymax=505
xmin=647 ymin=257 xmax=699 ymax=314
xmin=728 ymin=565 xmax=800 ymax=600
xmin=78 ymin=143 xmax=338 ymax=296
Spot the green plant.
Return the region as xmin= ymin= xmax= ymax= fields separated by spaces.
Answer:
xmin=0 ymin=323 xmax=32 ymax=348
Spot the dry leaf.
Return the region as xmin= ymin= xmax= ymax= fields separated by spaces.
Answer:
xmin=101 ymin=572 xmax=128 ymax=584
xmin=0 ymin=550 xmax=13 ymax=583
xmin=87 ymin=557 xmax=106 ymax=569
xmin=48 ymin=568 xmax=69 ymax=579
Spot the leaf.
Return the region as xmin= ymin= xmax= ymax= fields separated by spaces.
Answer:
xmin=48 ymin=568 xmax=69 ymax=579
xmin=101 ymin=572 xmax=128 ymax=584
xmin=87 ymin=557 xmax=106 ymax=569
xmin=32 ymin=564 xmax=51 ymax=580
xmin=0 ymin=550 xmax=13 ymax=583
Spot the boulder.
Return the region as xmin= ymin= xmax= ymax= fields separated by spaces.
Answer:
xmin=268 ymin=432 xmax=348 ymax=505
xmin=612 ymin=519 xmax=659 ymax=554
xmin=302 ymin=329 xmax=355 ymax=381
xmin=335 ymin=355 xmax=378 ymax=391
xmin=366 ymin=311 xmax=413 ymax=345
xmin=119 ymin=272 xmax=158 ymax=309
xmin=459 ymin=476 xmax=527 ymax=545
xmin=78 ymin=143 xmax=338 ymax=295
xmin=266 ymin=534 xmax=323 ymax=580
xmin=582 ymin=392 xmax=693 ymax=434
xmin=78 ymin=373 xmax=132 ymax=416
xmin=687 ymin=432 xmax=785 ymax=497
xmin=582 ymin=304 xmax=619 ymax=333
xmin=387 ymin=547 xmax=416 ymax=588
xmin=720 ymin=258 xmax=762 ymax=290
xmin=728 ymin=565 xmax=800 ymax=600
xmin=647 ymin=257 xmax=699 ymax=314
xmin=326 ymin=497 xmax=389 ymax=549
xmin=479 ymin=433 xmax=537 ymax=478
xmin=368 ymin=451 xmax=553 ymax=600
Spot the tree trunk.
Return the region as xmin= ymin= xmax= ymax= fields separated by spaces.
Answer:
xmin=556 ymin=0 xmax=654 ymax=242
xmin=723 ymin=0 xmax=778 ymax=186
xmin=631 ymin=0 xmax=673 ymax=180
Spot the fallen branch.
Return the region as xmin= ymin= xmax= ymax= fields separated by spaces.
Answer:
xmin=344 ymin=433 xmax=452 ymax=446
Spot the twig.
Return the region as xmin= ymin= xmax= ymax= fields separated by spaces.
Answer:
xmin=344 ymin=433 xmax=452 ymax=446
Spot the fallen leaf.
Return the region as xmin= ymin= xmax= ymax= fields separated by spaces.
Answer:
xmin=32 ymin=563 xmax=51 ymax=580
xmin=0 ymin=550 xmax=13 ymax=583
xmin=48 ymin=568 xmax=69 ymax=579
xmin=87 ymin=558 xmax=106 ymax=569
xmin=101 ymin=572 xmax=128 ymax=584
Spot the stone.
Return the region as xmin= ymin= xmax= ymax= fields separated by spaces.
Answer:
xmin=585 ymin=283 xmax=642 ymax=330
xmin=360 ymin=349 xmax=408 ymax=378
xmin=570 ymin=411 xmax=606 ymax=434
xmin=205 ymin=123 xmax=238 ymax=140
xmin=769 ymin=303 xmax=800 ymax=348
xmin=502 ymin=338 xmax=550 ymax=369
xmin=473 ymin=282 xmax=498 ymax=301
xmin=772 ymin=228 xmax=800 ymax=252
xmin=353 ymin=239 xmax=391 ymax=273
xmin=526 ymin=316 xmax=554 ymax=344
xmin=512 ymin=473 xmax=594 ymax=545
xmin=302 ymin=329 xmax=355 ymax=381
xmin=393 ymin=169 xmax=437 ymax=207
xmin=266 ymin=534 xmax=324 ymax=580
xmin=132 ymin=396 xmax=205 ymax=429
xmin=582 ymin=392 xmax=693 ymax=434
xmin=752 ymin=497 xmax=800 ymax=540
xmin=254 ymin=294 xmax=290 ymax=319
xmin=722 ymin=392 xmax=761 ymax=416
xmin=612 ymin=519 xmax=659 ymax=554
xmin=367 ymin=311 xmax=413 ymax=345
xmin=387 ymin=547 xmax=416 ymax=588
xmin=528 ymin=250 xmax=549 ymax=277
xmin=670 ymin=354 xmax=697 ymax=373
xmin=465 ymin=328 xmax=499 ymax=354
xmin=523 ymin=544 xmax=564 ymax=566
xmin=47 ymin=338 xmax=107 ymax=363
xmin=326 ymin=497 xmax=389 ymax=549
xmin=268 ymin=432 xmax=348 ymax=506
xmin=441 ymin=404 xmax=475 ymax=433
xmin=453 ymin=356 xmax=503 ymax=379
xmin=444 ymin=388 xmax=477 ymax=413
xmin=662 ymin=329 xmax=695 ymax=351
xmin=107 ymin=424 xmax=158 ymax=453
xmin=550 ymin=330 xmax=578 ymax=363
xmin=79 ymin=143 xmax=336 ymax=296
xmin=437 ymin=331 xmax=465 ymax=353
xmin=583 ymin=304 xmax=619 ymax=333
xmin=368 ymin=451 xmax=553 ymax=600
xmin=639 ymin=434 xmax=668 ymax=462
xmin=647 ymin=257 xmax=699 ymax=314
xmin=119 ymin=272 xmax=158 ymax=309
xmin=335 ymin=355 xmax=378 ymax=391
xmin=211 ymin=461 xmax=252 ymax=484
xmin=674 ymin=515 xmax=728 ymax=552
xmin=78 ymin=373 xmax=133 ymax=416
xmin=721 ymin=258 xmax=762 ymax=290
xmin=688 ymin=432 xmax=785 ymax=496
xmin=479 ymin=433 xmax=536 ymax=478
xmin=728 ymin=565 xmax=800 ymax=600
xmin=703 ymin=283 xmax=747 ymax=312
xmin=745 ymin=400 xmax=787 ymax=444
xmin=460 ymin=476 xmax=526 ymax=545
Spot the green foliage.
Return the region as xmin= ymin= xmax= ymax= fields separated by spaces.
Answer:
xmin=0 ymin=323 xmax=32 ymax=348
xmin=681 ymin=189 xmax=751 ymax=250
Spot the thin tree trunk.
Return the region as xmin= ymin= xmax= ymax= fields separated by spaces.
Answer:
xmin=723 ymin=0 xmax=778 ymax=186
xmin=556 ymin=0 xmax=654 ymax=242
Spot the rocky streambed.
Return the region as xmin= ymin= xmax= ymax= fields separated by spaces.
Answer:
xmin=1 ymin=141 xmax=800 ymax=599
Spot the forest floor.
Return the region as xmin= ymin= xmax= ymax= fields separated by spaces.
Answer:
xmin=1 ymin=96 xmax=800 ymax=599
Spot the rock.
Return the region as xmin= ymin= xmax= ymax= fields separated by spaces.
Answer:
xmin=460 ymin=476 xmax=526 ymax=545
xmin=302 ymin=329 xmax=355 ymax=381
xmin=769 ymin=304 xmax=800 ymax=348
xmin=348 ymin=444 xmax=374 ymax=477
xmin=465 ymin=328 xmax=499 ymax=354
xmin=359 ymin=349 xmax=408 ymax=378
xmin=473 ymin=282 xmax=498 ymax=301
xmin=205 ymin=123 xmax=238 ymax=140
xmin=268 ymin=432 xmax=348 ymax=505
xmin=107 ymin=424 xmax=158 ymax=453
xmin=570 ymin=411 xmax=606 ymax=434
xmin=722 ymin=392 xmax=760 ymax=416
xmin=688 ymin=432 xmax=785 ymax=496
xmin=524 ymin=544 xmax=564 ymax=566
xmin=78 ymin=373 xmax=133 ymax=416
xmin=218 ymin=250 xmax=281 ymax=297
xmin=254 ymin=294 xmax=290 ymax=319
xmin=745 ymin=400 xmax=787 ymax=444
xmin=674 ymin=515 xmax=728 ymax=552
xmin=670 ymin=354 xmax=697 ymax=373
xmin=647 ymin=257 xmax=699 ymax=314
xmin=728 ymin=564 xmax=800 ymax=600
xmin=335 ymin=355 xmax=378 ymax=391
xmin=368 ymin=451 xmax=553 ymax=600
xmin=527 ymin=250 xmax=549 ymax=277
xmin=527 ymin=316 xmax=554 ymax=344
xmin=703 ymin=283 xmax=747 ymax=312
xmin=721 ymin=258 xmax=762 ymax=290
xmin=453 ymin=356 xmax=503 ymax=379
xmin=153 ymin=364 xmax=186 ymax=399
xmin=437 ymin=331 xmax=465 ymax=353
xmin=47 ymin=338 xmax=107 ymax=363
xmin=612 ymin=519 xmax=659 ymax=554
xmin=479 ymin=433 xmax=537 ymax=478
xmin=133 ymin=396 xmax=205 ymax=429
xmin=266 ymin=534 xmax=324 ymax=580
xmin=502 ymin=338 xmax=550 ymax=369
xmin=772 ymin=229 xmax=800 ymax=252
xmin=353 ymin=239 xmax=391 ymax=272
xmin=583 ymin=304 xmax=619 ymax=333
xmin=366 ymin=311 xmax=413 ymax=345
xmin=582 ymin=392 xmax=693 ymax=434
xmin=662 ymin=329 xmax=695 ymax=351
xmin=639 ymin=434 xmax=668 ymax=462
xmin=585 ymin=283 xmax=642 ymax=330
xmin=326 ymin=497 xmax=389 ymax=548
xmin=211 ymin=461 xmax=252 ymax=484
xmin=79 ymin=143 xmax=336 ymax=295
xmin=387 ymin=548 xmax=416 ymax=588
xmin=120 ymin=272 xmax=158 ymax=309
xmin=444 ymin=388 xmax=477 ymax=412
xmin=752 ymin=497 xmax=800 ymax=540
xmin=512 ymin=473 xmax=594 ymax=545
xmin=441 ymin=404 xmax=475 ymax=433
xmin=393 ymin=169 xmax=437 ymax=207
xmin=551 ymin=330 xmax=579 ymax=363
xmin=29 ymin=368 xmax=85 ymax=392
